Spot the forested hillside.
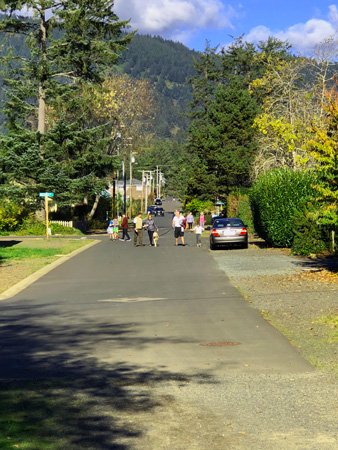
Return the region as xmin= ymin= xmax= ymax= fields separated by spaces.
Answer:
xmin=119 ymin=35 xmax=198 ymax=139
xmin=0 ymin=27 xmax=197 ymax=138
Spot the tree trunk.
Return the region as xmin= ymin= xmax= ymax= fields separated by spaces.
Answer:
xmin=38 ymin=85 xmax=46 ymax=134
xmin=38 ymin=8 xmax=47 ymax=135
xmin=87 ymin=194 xmax=100 ymax=220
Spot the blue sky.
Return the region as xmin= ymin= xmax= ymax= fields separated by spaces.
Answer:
xmin=115 ymin=0 xmax=338 ymax=54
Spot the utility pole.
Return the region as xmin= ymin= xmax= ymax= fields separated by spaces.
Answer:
xmin=156 ymin=165 xmax=159 ymax=198
xmin=122 ymin=160 xmax=126 ymax=215
xmin=141 ymin=170 xmax=145 ymax=213
xmin=112 ymin=171 xmax=116 ymax=218
xmin=129 ymin=153 xmax=135 ymax=218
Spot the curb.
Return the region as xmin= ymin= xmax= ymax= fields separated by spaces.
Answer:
xmin=0 ymin=239 xmax=100 ymax=301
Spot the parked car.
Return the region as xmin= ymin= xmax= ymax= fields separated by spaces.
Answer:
xmin=154 ymin=198 xmax=162 ymax=205
xmin=209 ymin=217 xmax=248 ymax=250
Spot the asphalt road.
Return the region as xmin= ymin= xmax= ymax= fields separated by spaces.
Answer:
xmin=0 ymin=202 xmax=336 ymax=449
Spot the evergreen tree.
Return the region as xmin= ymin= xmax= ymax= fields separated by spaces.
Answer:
xmin=187 ymin=40 xmax=259 ymax=200
xmin=0 ymin=1 xmax=132 ymax=210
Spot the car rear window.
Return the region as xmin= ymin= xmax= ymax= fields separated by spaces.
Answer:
xmin=213 ymin=218 xmax=244 ymax=228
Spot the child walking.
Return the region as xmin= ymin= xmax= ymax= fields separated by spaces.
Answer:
xmin=107 ymin=220 xmax=114 ymax=240
xmin=193 ymin=224 xmax=204 ymax=247
xmin=112 ymin=217 xmax=119 ymax=240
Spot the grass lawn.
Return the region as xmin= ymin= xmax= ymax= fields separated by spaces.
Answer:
xmin=0 ymin=238 xmax=93 ymax=294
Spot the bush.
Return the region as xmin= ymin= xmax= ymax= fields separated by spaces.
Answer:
xmin=0 ymin=200 xmax=24 ymax=233
xmin=227 ymin=190 xmax=254 ymax=234
xmin=17 ymin=217 xmax=83 ymax=236
xmin=16 ymin=217 xmax=46 ymax=235
xmin=185 ymin=199 xmax=214 ymax=215
xmin=292 ymin=209 xmax=328 ymax=255
xmin=250 ymin=168 xmax=317 ymax=247
xmin=50 ymin=223 xmax=83 ymax=235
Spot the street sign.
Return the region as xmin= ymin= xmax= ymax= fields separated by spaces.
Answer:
xmin=39 ymin=192 xmax=54 ymax=198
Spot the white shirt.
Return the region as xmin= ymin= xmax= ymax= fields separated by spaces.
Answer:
xmin=172 ymin=216 xmax=182 ymax=227
xmin=194 ymin=225 xmax=204 ymax=234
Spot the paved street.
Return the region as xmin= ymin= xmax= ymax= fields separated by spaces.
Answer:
xmin=0 ymin=204 xmax=336 ymax=449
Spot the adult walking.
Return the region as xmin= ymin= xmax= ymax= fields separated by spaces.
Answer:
xmin=187 ymin=212 xmax=194 ymax=230
xmin=172 ymin=210 xmax=185 ymax=246
xmin=133 ymin=212 xmax=144 ymax=247
xmin=120 ymin=214 xmax=131 ymax=241
xmin=199 ymin=211 xmax=205 ymax=228
xmin=144 ymin=213 xmax=158 ymax=246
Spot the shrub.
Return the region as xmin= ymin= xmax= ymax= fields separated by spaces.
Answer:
xmin=17 ymin=217 xmax=83 ymax=236
xmin=185 ymin=199 xmax=214 ymax=215
xmin=250 ymin=168 xmax=317 ymax=247
xmin=292 ymin=208 xmax=328 ymax=255
xmin=16 ymin=217 xmax=46 ymax=235
xmin=50 ymin=223 xmax=83 ymax=235
xmin=227 ymin=190 xmax=254 ymax=234
xmin=0 ymin=200 xmax=24 ymax=233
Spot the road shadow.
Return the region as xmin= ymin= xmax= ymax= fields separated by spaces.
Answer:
xmin=0 ymin=240 xmax=22 ymax=266
xmin=0 ymin=305 xmax=215 ymax=449
xmin=0 ymin=240 xmax=22 ymax=248
xmin=292 ymin=254 xmax=338 ymax=274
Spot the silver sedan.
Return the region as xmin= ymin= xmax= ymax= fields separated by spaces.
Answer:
xmin=210 ymin=218 xmax=248 ymax=250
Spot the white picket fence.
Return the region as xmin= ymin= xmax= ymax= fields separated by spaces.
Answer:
xmin=50 ymin=220 xmax=73 ymax=228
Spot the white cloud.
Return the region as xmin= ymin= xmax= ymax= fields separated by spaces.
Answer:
xmin=329 ymin=4 xmax=338 ymax=25
xmin=115 ymin=0 xmax=236 ymax=42
xmin=245 ymin=5 xmax=338 ymax=54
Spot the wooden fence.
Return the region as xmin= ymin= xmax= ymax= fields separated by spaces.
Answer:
xmin=50 ymin=220 xmax=73 ymax=228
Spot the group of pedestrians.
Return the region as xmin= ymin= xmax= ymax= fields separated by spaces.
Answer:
xmin=172 ymin=210 xmax=205 ymax=247
xmin=107 ymin=209 xmax=205 ymax=248
xmin=133 ymin=212 xmax=159 ymax=247
xmin=107 ymin=214 xmax=131 ymax=241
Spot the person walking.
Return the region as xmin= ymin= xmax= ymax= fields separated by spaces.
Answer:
xmin=120 ymin=214 xmax=131 ymax=241
xmin=133 ymin=212 xmax=144 ymax=247
xmin=187 ymin=212 xmax=194 ymax=230
xmin=172 ymin=210 xmax=185 ymax=246
xmin=199 ymin=211 xmax=205 ymax=228
xmin=193 ymin=223 xmax=204 ymax=247
xmin=107 ymin=220 xmax=114 ymax=240
xmin=112 ymin=217 xmax=119 ymax=240
xmin=144 ymin=213 xmax=158 ymax=246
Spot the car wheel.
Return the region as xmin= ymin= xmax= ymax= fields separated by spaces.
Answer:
xmin=242 ymin=241 xmax=248 ymax=249
xmin=210 ymin=241 xmax=216 ymax=250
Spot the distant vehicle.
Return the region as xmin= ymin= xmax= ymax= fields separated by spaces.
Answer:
xmin=154 ymin=206 xmax=165 ymax=216
xmin=147 ymin=205 xmax=165 ymax=216
xmin=147 ymin=205 xmax=157 ymax=215
xmin=154 ymin=198 xmax=162 ymax=205
xmin=209 ymin=217 xmax=248 ymax=250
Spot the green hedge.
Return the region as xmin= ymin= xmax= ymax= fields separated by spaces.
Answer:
xmin=250 ymin=168 xmax=317 ymax=247
xmin=227 ymin=190 xmax=254 ymax=234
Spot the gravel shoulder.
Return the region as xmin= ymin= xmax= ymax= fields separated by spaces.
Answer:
xmin=212 ymin=243 xmax=338 ymax=376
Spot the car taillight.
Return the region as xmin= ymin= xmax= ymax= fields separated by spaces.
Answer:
xmin=239 ymin=228 xmax=247 ymax=235
xmin=211 ymin=229 xmax=220 ymax=237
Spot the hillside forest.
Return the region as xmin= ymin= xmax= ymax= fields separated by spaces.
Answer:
xmin=0 ymin=3 xmax=337 ymax=255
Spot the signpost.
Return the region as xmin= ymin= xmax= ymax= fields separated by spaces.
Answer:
xmin=39 ymin=193 xmax=54 ymax=239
